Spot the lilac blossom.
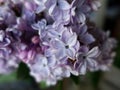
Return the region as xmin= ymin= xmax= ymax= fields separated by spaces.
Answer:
xmin=0 ymin=0 xmax=117 ymax=86
xmin=0 ymin=50 xmax=19 ymax=74
xmin=89 ymin=28 xmax=117 ymax=71
xmin=0 ymin=29 xmax=20 ymax=74
xmin=73 ymin=46 xmax=100 ymax=75
xmin=78 ymin=25 xmax=95 ymax=44
xmin=28 ymin=54 xmax=51 ymax=82
xmin=49 ymin=0 xmax=75 ymax=24
xmin=49 ymin=28 xmax=80 ymax=60
xmin=74 ymin=0 xmax=101 ymax=24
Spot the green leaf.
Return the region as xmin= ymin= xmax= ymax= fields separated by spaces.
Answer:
xmin=114 ymin=42 xmax=120 ymax=68
xmin=71 ymin=74 xmax=80 ymax=85
xmin=87 ymin=71 xmax=102 ymax=90
xmin=56 ymin=80 xmax=63 ymax=90
xmin=17 ymin=62 xmax=34 ymax=81
xmin=39 ymin=81 xmax=47 ymax=89
xmin=0 ymin=72 xmax=17 ymax=82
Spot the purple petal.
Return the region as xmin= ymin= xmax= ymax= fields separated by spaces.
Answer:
xmin=67 ymin=33 xmax=77 ymax=46
xmin=79 ymin=46 xmax=89 ymax=53
xmin=66 ymin=48 xmax=76 ymax=59
xmin=36 ymin=4 xmax=46 ymax=13
xmin=87 ymin=58 xmax=98 ymax=69
xmin=81 ymin=33 xmax=95 ymax=44
xmin=50 ymin=39 xmax=64 ymax=49
xmin=58 ymin=0 xmax=71 ymax=10
xmin=87 ymin=47 xmax=99 ymax=58
xmin=47 ymin=55 xmax=56 ymax=67
xmin=78 ymin=62 xmax=87 ymax=75
xmin=76 ymin=12 xmax=86 ymax=24
xmin=62 ymin=30 xmax=72 ymax=43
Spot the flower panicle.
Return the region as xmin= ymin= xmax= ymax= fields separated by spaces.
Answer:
xmin=0 ymin=0 xmax=117 ymax=86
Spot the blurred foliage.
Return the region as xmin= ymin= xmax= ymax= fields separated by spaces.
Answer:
xmin=71 ymin=75 xmax=80 ymax=85
xmin=17 ymin=62 xmax=33 ymax=81
xmin=87 ymin=71 xmax=102 ymax=90
xmin=39 ymin=81 xmax=47 ymax=90
xmin=0 ymin=72 xmax=16 ymax=83
xmin=114 ymin=42 xmax=120 ymax=68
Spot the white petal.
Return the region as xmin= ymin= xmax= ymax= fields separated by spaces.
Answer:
xmin=79 ymin=62 xmax=87 ymax=75
xmin=47 ymin=55 xmax=56 ymax=67
xmin=87 ymin=47 xmax=99 ymax=58
xmin=66 ymin=48 xmax=76 ymax=59
xmin=62 ymin=30 xmax=71 ymax=43
xmin=58 ymin=0 xmax=71 ymax=10
xmin=50 ymin=39 xmax=64 ymax=49
xmin=31 ymin=23 xmax=40 ymax=30
xmin=35 ymin=54 xmax=48 ymax=65
xmin=62 ymin=67 xmax=71 ymax=77
xmin=77 ymin=12 xmax=86 ymax=24
xmin=56 ymin=48 xmax=66 ymax=60
xmin=32 ymin=19 xmax=46 ymax=30
xmin=48 ymin=3 xmax=56 ymax=15
xmin=70 ymin=69 xmax=79 ymax=76
xmin=45 ymin=48 xmax=55 ymax=57
xmin=53 ymin=67 xmax=62 ymax=76
xmin=62 ymin=10 xmax=70 ymax=22
xmin=71 ymin=7 xmax=76 ymax=16
xmin=67 ymin=33 xmax=77 ymax=46
xmin=34 ymin=0 xmax=47 ymax=4
xmin=74 ymin=41 xmax=80 ymax=51
xmin=36 ymin=4 xmax=46 ymax=13
xmin=91 ymin=1 xmax=101 ymax=11
xmin=87 ymin=58 xmax=97 ymax=69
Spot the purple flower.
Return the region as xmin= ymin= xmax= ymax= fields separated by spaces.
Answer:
xmin=74 ymin=0 xmax=101 ymax=24
xmin=91 ymin=0 xmax=101 ymax=11
xmin=0 ymin=47 xmax=19 ymax=74
xmin=0 ymin=0 xmax=117 ymax=86
xmin=32 ymin=19 xmax=47 ymax=37
xmin=78 ymin=25 xmax=95 ymax=44
xmin=50 ymin=28 xmax=80 ymax=59
xmin=46 ymin=0 xmax=75 ymax=24
xmin=0 ymin=30 xmax=11 ymax=47
xmin=34 ymin=0 xmax=47 ymax=13
xmin=72 ymin=24 xmax=95 ymax=44
xmin=28 ymin=54 xmax=51 ymax=82
xmin=0 ymin=7 xmax=16 ymax=27
xmin=74 ymin=46 xmax=99 ymax=75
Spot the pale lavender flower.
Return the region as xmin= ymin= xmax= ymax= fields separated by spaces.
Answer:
xmin=50 ymin=28 xmax=80 ymax=59
xmin=88 ymin=26 xmax=117 ymax=71
xmin=46 ymin=0 xmax=75 ymax=24
xmin=0 ymin=47 xmax=19 ymax=74
xmin=29 ymin=0 xmax=74 ymax=26
xmin=72 ymin=24 xmax=95 ymax=44
xmin=50 ymin=64 xmax=71 ymax=81
xmin=34 ymin=0 xmax=47 ymax=13
xmin=74 ymin=46 xmax=99 ymax=75
xmin=32 ymin=19 xmax=47 ymax=38
xmin=91 ymin=0 xmax=101 ymax=11
xmin=74 ymin=0 xmax=101 ymax=24
xmin=0 ymin=30 xmax=11 ymax=47
xmin=78 ymin=25 xmax=95 ymax=44
xmin=0 ymin=0 xmax=117 ymax=86
xmin=28 ymin=54 xmax=51 ymax=82
xmin=0 ymin=6 xmax=16 ymax=27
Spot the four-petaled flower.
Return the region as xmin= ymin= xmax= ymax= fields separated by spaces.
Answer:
xmin=74 ymin=46 xmax=100 ymax=75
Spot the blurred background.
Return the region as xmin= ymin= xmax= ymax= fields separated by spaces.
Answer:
xmin=0 ymin=0 xmax=120 ymax=90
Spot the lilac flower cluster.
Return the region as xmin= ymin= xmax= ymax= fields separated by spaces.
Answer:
xmin=0 ymin=0 xmax=116 ymax=85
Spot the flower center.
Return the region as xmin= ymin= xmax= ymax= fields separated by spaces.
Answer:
xmin=83 ymin=56 xmax=86 ymax=60
xmin=65 ymin=45 xmax=69 ymax=49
